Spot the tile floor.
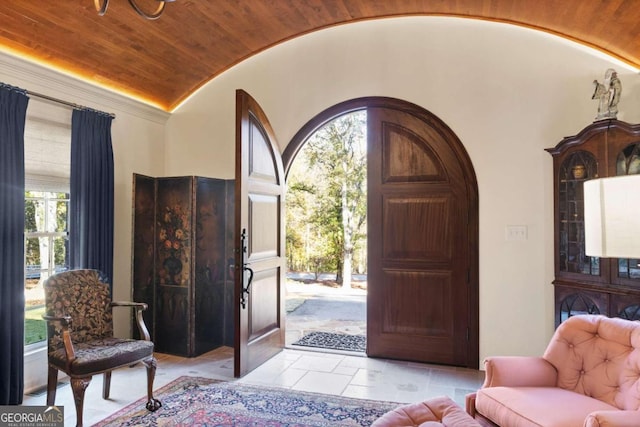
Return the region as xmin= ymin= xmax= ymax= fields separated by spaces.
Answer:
xmin=22 ymin=346 xmax=485 ymax=426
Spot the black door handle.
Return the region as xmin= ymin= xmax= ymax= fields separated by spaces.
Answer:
xmin=240 ymin=228 xmax=252 ymax=309
xmin=241 ymin=265 xmax=253 ymax=309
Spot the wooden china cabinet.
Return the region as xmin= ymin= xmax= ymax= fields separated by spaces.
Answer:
xmin=546 ymin=120 xmax=640 ymax=327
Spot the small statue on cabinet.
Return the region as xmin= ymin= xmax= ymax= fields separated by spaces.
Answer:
xmin=592 ymin=68 xmax=621 ymax=120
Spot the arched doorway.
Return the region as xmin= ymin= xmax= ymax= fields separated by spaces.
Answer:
xmin=285 ymin=111 xmax=368 ymax=354
xmin=284 ymin=97 xmax=479 ymax=368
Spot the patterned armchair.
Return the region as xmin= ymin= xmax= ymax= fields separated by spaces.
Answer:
xmin=43 ymin=269 xmax=161 ymax=427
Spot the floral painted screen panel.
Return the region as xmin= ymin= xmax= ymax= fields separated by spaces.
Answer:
xmin=156 ymin=177 xmax=193 ymax=286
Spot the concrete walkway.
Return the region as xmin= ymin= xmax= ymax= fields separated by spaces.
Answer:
xmin=285 ymin=281 xmax=367 ymax=349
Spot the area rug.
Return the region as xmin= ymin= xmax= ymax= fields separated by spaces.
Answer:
xmin=93 ymin=375 xmax=400 ymax=426
xmin=292 ymin=331 xmax=366 ymax=353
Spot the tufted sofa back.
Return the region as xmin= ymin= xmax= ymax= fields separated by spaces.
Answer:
xmin=44 ymin=269 xmax=114 ymax=353
xmin=543 ymin=315 xmax=640 ymax=410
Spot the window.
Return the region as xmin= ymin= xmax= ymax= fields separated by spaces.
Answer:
xmin=23 ymin=99 xmax=71 ymax=348
xmin=24 ymin=191 xmax=69 ymax=346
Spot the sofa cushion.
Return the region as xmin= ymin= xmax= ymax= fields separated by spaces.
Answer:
xmin=476 ymin=386 xmax=618 ymax=427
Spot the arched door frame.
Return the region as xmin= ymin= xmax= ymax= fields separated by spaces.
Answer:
xmin=283 ymin=97 xmax=479 ymax=368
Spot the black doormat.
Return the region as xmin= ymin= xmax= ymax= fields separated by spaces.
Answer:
xmin=292 ymin=331 xmax=366 ymax=353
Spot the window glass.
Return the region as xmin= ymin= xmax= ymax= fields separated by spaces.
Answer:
xmin=25 ymin=199 xmax=45 ymax=233
xmin=24 ymin=191 xmax=70 ymax=346
xmin=23 ymin=99 xmax=71 ymax=348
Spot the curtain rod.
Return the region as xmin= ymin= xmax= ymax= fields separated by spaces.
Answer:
xmin=27 ymin=90 xmax=116 ymax=119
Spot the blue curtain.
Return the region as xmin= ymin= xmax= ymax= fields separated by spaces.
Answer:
xmin=0 ymin=84 xmax=29 ymax=405
xmin=69 ymin=109 xmax=114 ymax=290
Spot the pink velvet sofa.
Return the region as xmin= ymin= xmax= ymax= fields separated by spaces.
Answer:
xmin=466 ymin=315 xmax=640 ymax=427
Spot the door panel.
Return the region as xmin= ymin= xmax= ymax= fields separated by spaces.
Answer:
xmin=383 ymin=122 xmax=446 ymax=182
xmin=367 ymin=106 xmax=472 ymax=367
xmin=250 ymin=129 xmax=279 ymax=182
xmin=248 ymin=268 xmax=280 ymax=340
xmin=381 ymin=270 xmax=452 ymax=335
xmin=249 ymin=193 xmax=279 ymax=259
xmin=235 ymin=89 xmax=285 ymax=377
xmin=383 ymin=195 xmax=452 ymax=261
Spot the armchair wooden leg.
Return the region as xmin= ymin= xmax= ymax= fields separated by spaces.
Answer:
xmin=102 ymin=371 xmax=112 ymax=399
xmin=142 ymin=356 xmax=161 ymax=411
xmin=46 ymin=366 xmax=58 ymax=406
xmin=70 ymin=376 xmax=92 ymax=427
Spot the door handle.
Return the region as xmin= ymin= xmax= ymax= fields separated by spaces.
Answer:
xmin=240 ymin=228 xmax=252 ymax=309
xmin=241 ymin=265 xmax=253 ymax=309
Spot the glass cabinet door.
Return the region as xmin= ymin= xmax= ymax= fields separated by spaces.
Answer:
xmin=558 ymin=151 xmax=600 ymax=276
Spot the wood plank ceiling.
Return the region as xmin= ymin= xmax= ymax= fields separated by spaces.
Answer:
xmin=0 ymin=0 xmax=638 ymax=111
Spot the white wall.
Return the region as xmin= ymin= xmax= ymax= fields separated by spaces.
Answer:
xmin=0 ymin=53 xmax=169 ymax=391
xmin=167 ymin=16 xmax=640 ymax=363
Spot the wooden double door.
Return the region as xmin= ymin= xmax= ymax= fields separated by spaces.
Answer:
xmin=235 ymin=93 xmax=478 ymax=377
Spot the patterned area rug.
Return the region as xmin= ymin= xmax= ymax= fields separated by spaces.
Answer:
xmin=94 ymin=376 xmax=399 ymax=426
xmin=292 ymin=331 xmax=366 ymax=353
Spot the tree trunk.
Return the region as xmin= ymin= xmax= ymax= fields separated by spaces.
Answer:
xmin=341 ymin=160 xmax=352 ymax=289
xmin=342 ymin=250 xmax=352 ymax=289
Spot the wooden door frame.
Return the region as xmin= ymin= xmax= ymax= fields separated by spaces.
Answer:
xmin=283 ymin=97 xmax=479 ymax=368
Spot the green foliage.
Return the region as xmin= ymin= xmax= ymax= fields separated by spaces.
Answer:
xmin=24 ymin=191 xmax=69 ymax=270
xmin=286 ymin=111 xmax=367 ymax=278
xmin=24 ymin=196 xmax=39 ymax=268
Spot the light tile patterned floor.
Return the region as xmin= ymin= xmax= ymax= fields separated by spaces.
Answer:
xmin=22 ymin=346 xmax=485 ymax=426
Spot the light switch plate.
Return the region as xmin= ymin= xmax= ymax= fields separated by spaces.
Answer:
xmin=506 ymin=225 xmax=528 ymax=241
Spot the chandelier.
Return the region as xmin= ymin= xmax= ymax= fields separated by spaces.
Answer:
xmin=95 ymin=0 xmax=175 ymax=20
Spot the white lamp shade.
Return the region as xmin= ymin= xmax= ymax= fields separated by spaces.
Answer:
xmin=584 ymin=174 xmax=640 ymax=258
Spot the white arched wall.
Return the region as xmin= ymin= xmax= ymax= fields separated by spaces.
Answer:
xmin=167 ymin=16 xmax=640 ymax=364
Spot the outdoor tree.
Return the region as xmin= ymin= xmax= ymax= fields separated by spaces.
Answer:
xmin=25 ymin=192 xmax=39 ymax=267
xmin=286 ymin=111 xmax=367 ymax=288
